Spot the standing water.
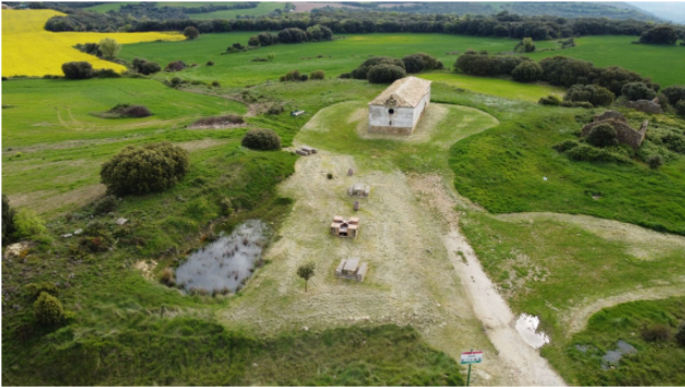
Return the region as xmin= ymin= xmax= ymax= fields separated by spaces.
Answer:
xmin=175 ymin=220 xmax=270 ymax=295
xmin=515 ymin=314 xmax=551 ymax=349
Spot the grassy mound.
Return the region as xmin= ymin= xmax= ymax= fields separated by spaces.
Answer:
xmin=449 ymin=110 xmax=685 ymax=235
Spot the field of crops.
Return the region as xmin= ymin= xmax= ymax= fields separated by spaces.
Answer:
xmin=1 ymin=9 xmax=184 ymax=77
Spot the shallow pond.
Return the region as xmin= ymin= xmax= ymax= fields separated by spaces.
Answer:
xmin=175 ymin=220 xmax=270 ymax=295
xmin=515 ymin=313 xmax=550 ymax=349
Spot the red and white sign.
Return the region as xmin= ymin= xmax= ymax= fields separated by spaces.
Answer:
xmin=460 ymin=351 xmax=483 ymax=364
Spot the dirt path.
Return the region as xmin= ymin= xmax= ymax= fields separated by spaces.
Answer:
xmin=564 ymin=284 xmax=685 ymax=336
xmin=494 ymin=212 xmax=685 ymax=260
xmin=409 ymin=175 xmax=566 ymax=386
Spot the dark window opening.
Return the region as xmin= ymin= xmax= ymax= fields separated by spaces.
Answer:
xmin=388 ymin=108 xmax=395 ymax=114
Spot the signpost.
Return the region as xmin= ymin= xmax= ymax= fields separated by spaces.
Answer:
xmin=460 ymin=349 xmax=483 ymax=386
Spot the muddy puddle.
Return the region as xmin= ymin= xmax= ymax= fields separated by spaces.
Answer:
xmin=515 ymin=314 xmax=550 ymax=349
xmin=175 ymin=220 xmax=270 ymax=295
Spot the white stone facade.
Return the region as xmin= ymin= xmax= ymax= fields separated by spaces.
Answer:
xmin=368 ymin=76 xmax=431 ymax=135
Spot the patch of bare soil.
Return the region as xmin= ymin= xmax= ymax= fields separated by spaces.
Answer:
xmin=410 ymin=176 xmax=566 ymax=386
xmin=186 ymin=123 xmax=246 ymax=130
xmin=134 ymin=260 xmax=158 ymax=281
xmin=355 ymin=103 xmax=449 ymax=143
xmin=217 ymin=151 xmax=507 ymax=385
xmin=176 ymin=139 xmax=229 ymax=152
xmin=494 ymin=212 xmax=685 ymax=260
xmin=564 ymin=283 xmax=685 ymax=336
xmin=7 ymin=184 xmax=106 ymax=216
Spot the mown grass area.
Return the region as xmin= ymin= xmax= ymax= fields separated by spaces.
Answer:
xmin=2 ymin=78 xmax=246 ymax=146
xmin=190 ymin=2 xmax=284 ymax=19
xmin=448 ymin=107 xmax=685 ymax=235
xmin=420 ymin=72 xmax=563 ymax=103
xmin=527 ymin=35 xmax=685 ymax=88
xmin=551 ymin=298 xmax=685 ymax=386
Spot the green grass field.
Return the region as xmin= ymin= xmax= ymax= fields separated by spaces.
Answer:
xmin=527 ymin=35 xmax=685 ymax=88
xmin=119 ymin=33 xmax=685 ymax=91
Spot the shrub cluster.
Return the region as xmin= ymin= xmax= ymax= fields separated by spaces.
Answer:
xmin=621 ymin=82 xmax=656 ymax=101
xmin=101 ymin=103 xmax=152 ymax=118
xmin=189 ymin=114 xmax=244 ymax=128
xmin=61 ymin=61 xmax=94 ymax=79
xmin=131 ymin=58 xmax=161 ymax=75
xmin=539 ymin=55 xmax=657 ymax=96
xmin=344 ymin=56 xmax=408 ymax=83
xmin=241 ymin=128 xmax=281 ymax=151
xmin=279 ymin=70 xmax=308 ymax=82
xmin=61 ymin=61 xmax=121 ymax=79
xmin=511 ymin=61 xmax=543 ymax=83
xmin=310 ymin=70 xmax=325 ymax=80
xmin=639 ymin=26 xmax=679 ymax=45
xmin=34 ymin=291 xmax=65 ymax=325
xmin=454 ymin=50 xmax=532 ymax=77
xmin=254 ymin=25 xmax=333 ymax=46
xmin=100 ymin=142 xmax=190 ymax=195
xmin=2 ymin=194 xmax=17 ymax=245
xmin=564 ymin=84 xmax=615 ymax=107
xmin=93 ymin=195 xmax=118 ymax=215
xmin=164 ymin=60 xmax=187 ymax=72
xmin=565 ymin=144 xmax=631 ymax=164
xmin=401 ymin=52 xmax=443 ymax=73
xmin=368 ymin=64 xmax=407 ymax=84
xmin=661 ymin=85 xmax=685 ymax=116
xmin=586 ymin=123 xmax=618 ymax=147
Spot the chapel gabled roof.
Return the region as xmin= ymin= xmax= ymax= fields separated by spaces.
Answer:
xmin=368 ymin=76 xmax=432 ymax=108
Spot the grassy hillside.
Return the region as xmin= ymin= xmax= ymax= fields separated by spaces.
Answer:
xmin=448 ymin=107 xmax=685 ymax=235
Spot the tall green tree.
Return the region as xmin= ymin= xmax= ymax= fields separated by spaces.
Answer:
xmin=98 ymin=38 xmax=121 ymax=59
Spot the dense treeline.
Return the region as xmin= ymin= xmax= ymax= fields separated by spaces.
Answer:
xmin=247 ymin=25 xmax=333 ymax=47
xmin=337 ymin=2 xmax=661 ymax=21
xmin=44 ymin=7 xmax=685 ymax=41
xmin=455 ymin=52 xmax=658 ymax=100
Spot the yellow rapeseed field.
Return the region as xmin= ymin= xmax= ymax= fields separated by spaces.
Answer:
xmin=2 ymin=9 xmax=185 ymax=77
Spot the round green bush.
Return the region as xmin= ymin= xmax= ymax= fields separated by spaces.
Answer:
xmin=310 ymin=70 xmax=325 ymax=80
xmin=241 ymin=129 xmax=281 ymax=151
xmin=676 ymin=100 xmax=685 ymax=117
xmin=367 ymin=64 xmax=407 ymax=84
xmin=183 ymin=26 xmax=200 ymax=40
xmin=587 ymin=123 xmax=618 ymax=148
xmin=647 ymin=154 xmax=664 ymax=169
xmin=511 ymin=61 xmax=543 ymax=83
xmin=61 ymin=61 xmax=94 ymax=80
xmin=34 ymin=291 xmax=64 ymax=325
xmin=621 ymin=82 xmax=657 ymax=101
xmin=100 ymin=142 xmax=189 ymax=195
